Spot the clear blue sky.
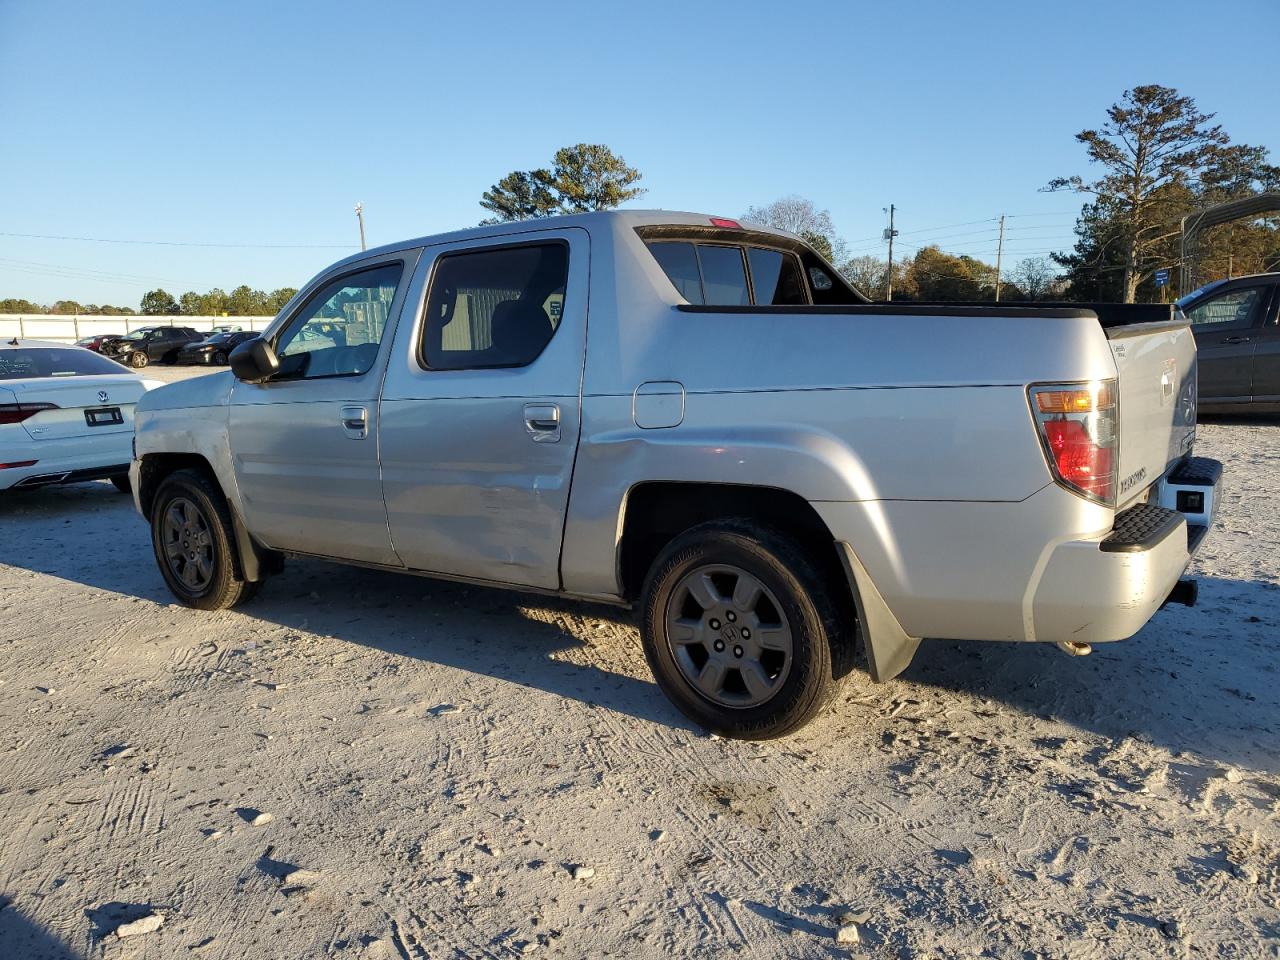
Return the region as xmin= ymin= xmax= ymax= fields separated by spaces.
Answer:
xmin=1 ymin=0 xmax=1274 ymax=308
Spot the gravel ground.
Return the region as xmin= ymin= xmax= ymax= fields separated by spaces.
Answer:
xmin=0 ymin=407 xmax=1277 ymax=959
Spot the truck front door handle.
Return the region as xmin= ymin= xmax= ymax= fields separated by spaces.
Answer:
xmin=1220 ymin=336 xmax=1252 ymax=344
xmin=523 ymin=402 xmax=561 ymax=442
xmin=340 ymin=405 xmax=368 ymax=439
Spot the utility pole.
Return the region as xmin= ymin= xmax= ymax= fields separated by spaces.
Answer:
xmin=883 ymin=204 xmax=898 ymax=302
xmin=354 ymin=202 xmax=367 ymax=251
xmin=1228 ymin=254 xmax=1233 ymax=279
xmin=993 ymin=214 xmax=1006 ymax=302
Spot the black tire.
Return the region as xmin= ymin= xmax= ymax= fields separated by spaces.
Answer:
xmin=213 ymin=351 xmax=228 ymax=365
xmin=150 ymin=468 xmax=259 ymax=610
xmin=110 ymin=475 xmax=131 ymax=494
xmin=129 ymin=351 xmax=148 ymax=368
xmin=639 ymin=519 xmax=852 ymax=740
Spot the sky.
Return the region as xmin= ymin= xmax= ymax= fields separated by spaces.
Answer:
xmin=0 ymin=0 xmax=1275 ymax=309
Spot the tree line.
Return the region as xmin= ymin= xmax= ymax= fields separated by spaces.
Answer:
xmin=0 ymin=286 xmax=299 ymax=317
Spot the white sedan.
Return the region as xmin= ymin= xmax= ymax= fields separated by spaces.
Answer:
xmin=1 ymin=339 xmax=159 ymax=493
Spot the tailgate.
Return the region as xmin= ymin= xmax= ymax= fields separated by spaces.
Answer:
xmin=5 ymin=376 xmax=148 ymax=441
xmin=1107 ymin=319 xmax=1197 ymax=508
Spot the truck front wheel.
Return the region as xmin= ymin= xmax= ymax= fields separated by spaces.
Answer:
xmin=150 ymin=468 xmax=259 ymax=610
xmin=639 ymin=519 xmax=849 ymax=739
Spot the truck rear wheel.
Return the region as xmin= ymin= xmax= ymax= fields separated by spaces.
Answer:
xmin=639 ymin=519 xmax=848 ymax=739
xmin=150 ymin=468 xmax=259 ymax=610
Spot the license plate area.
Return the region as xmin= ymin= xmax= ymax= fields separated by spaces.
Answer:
xmin=1157 ymin=457 xmax=1222 ymax=533
xmin=85 ymin=406 xmax=123 ymax=427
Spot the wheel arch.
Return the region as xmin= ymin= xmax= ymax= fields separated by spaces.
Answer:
xmin=138 ymin=452 xmax=280 ymax=583
xmin=137 ymin=452 xmax=219 ymax=519
xmin=617 ymin=481 xmax=848 ymax=609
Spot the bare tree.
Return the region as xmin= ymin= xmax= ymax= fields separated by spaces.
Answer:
xmin=742 ymin=196 xmax=846 ymax=262
xmin=838 ymin=255 xmax=887 ymax=296
xmin=1009 ymin=257 xmax=1061 ymax=300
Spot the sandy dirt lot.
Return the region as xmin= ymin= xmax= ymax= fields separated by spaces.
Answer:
xmin=1 ymin=379 xmax=1277 ymax=958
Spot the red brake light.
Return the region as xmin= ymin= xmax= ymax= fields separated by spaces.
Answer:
xmin=0 ymin=460 xmax=38 ymax=470
xmin=1042 ymin=419 xmax=1114 ymax=502
xmin=709 ymin=217 xmax=741 ymax=229
xmin=0 ymin=403 xmax=59 ymax=425
xmin=1029 ymin=382 xmax=1118 ymax=505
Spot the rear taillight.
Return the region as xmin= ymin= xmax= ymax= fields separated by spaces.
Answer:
xmin=0 ymin=403 xmax=59 ymax=425
xmin=0 ymin=460 xmax=38 ymax=470
xmin=1029 ymin=381 xmax=1117 ymax=505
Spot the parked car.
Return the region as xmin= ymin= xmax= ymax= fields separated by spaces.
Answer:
xmin=101 ymin=326 xmax=204 ymax=368
xmin=76 ymin=335 xmax=111 ymax=353
xmin=1177 ymin=273 xmax=1280 ymax=413
xmin=174 ymin=331 xmax=258 ymax=366
xmin=2 ymin=339 xmax=158 ymax=492
xmin=130 ymin=211 xmax=1219 ymax=739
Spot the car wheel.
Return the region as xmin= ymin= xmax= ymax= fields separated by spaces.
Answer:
xmin=110 ymin=475 xmax=131 ymax=494
xmin=214 ymin=351 xmax=228 ymax=365
xmin=150 ymin=468 xmax=259 ymax=610
xmin=129 ymin=351 xmax=148 ymax=368
xmin=639 ymin=519 xmax=852 ymax=740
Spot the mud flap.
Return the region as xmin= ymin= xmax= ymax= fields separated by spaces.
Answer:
xmin=836 ymin=542 xmax=921 ymax=682
xmin=231 ymin=509 xmax=281 ymax=582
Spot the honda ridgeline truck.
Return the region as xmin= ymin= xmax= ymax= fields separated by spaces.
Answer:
xmin=129 ymin=211 xmax=1220 ymax=739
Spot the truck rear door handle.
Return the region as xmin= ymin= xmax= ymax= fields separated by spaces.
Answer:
xmin=523 ymin=402 xmax=561 ymax=442
xmin=1220 ymin=336 xmax=1251 ymax=344
xmin=340 ymin=405 xmax=368 ymax=439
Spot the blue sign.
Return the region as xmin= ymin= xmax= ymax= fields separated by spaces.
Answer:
xmin=1154 ymin=269 xmax=1170 ymax=287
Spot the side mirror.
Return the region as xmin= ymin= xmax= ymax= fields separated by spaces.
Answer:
xmin=229 ymin=338 xmax=280 ymax=383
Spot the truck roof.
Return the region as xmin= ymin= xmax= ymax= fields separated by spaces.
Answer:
xmin=332 ymin=210 xmax=802 ymax=272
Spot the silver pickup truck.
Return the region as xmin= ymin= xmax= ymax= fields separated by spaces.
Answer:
xmin=131 ymin=210 xmax=1221 ymax=739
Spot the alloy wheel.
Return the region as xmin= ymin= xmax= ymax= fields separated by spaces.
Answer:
xmin=161 ymin=497 xmax=215 ymax=592
xmin=664 ymin=564 xmax=793 ymax=708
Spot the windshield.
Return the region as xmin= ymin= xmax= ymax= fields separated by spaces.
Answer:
xmin=0 ymin=348 xmax=131 ymax=380
xmin=206 ymin=332 xmax=233 ymax=343
xmin=121 ymin=328 xmax=152 ymax=340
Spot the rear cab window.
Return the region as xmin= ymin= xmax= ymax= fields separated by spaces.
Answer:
xmin=641 ymin=228 xmax=865 ymax=306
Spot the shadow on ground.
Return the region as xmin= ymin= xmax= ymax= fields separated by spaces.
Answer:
xmin=3 ymin=482 xmax=1277 ymax=770
xmin=0 ymin=895 xmax=83 ymax=960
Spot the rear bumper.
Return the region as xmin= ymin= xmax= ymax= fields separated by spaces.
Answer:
xmin=817 ymin=457 xmax=1222 ymax=652
xmin=1032 ymin=457 xmax=1220 ymax=644
xmin=0 ymin=431 xmax=134 ymax=491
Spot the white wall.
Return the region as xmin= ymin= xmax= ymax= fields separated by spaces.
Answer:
xmin=0 ymin=315 xmax=276 ymax=344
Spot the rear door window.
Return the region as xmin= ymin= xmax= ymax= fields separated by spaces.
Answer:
xmin=421 ymin=242 xmax=568 ymax=370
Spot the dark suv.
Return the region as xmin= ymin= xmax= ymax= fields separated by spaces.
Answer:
xmin=102 ymin=326 xmax=205 ymax=368
xmin=174 ymin=330 xmax=259 ymax=365
xmin=1178 ymin=273 xmax=1280 ymax=413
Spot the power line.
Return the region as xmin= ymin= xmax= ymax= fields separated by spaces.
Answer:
xmin=0 ymin=256 xmax=190 ymax=285
xmin=0 ymin=231 xmax=353 ymax=249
